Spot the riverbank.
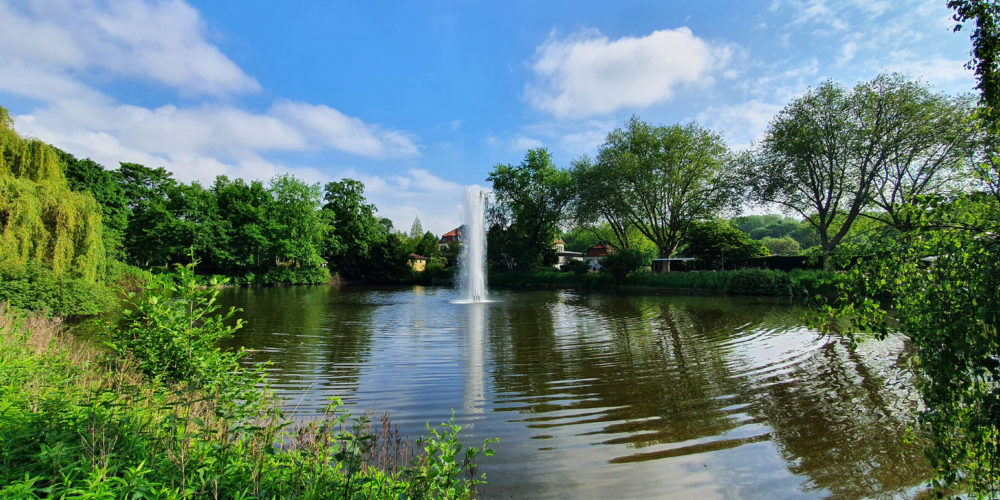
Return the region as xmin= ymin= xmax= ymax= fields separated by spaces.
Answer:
xmin=488 ymin=268 xmax=839 ymax=298
xmin=0 ymin=269 xmax=493 ymax=498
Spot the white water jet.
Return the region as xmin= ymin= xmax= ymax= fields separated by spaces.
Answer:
xmin=457 ymin=186 xmax=488 ymax=303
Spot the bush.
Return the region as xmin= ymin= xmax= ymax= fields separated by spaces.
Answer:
xmin=0 ymin=276 xmax=495 ymax=499
xmin=0 ymin=261 xmax=115 ymax=317
xmin=232 ymin=266 xmax=332 ymax=286
xmin=110 ymin=262 xmax=264 ymax=416
xmin=760 ymin=236 xmax=801 ymax=256
xmin=600 ymin=249 xmax=645 ymax=281
xmin=560 ymin=260 xmax=589 ymax=274
xmin=103 ymin=259 xmax=153 ymax=290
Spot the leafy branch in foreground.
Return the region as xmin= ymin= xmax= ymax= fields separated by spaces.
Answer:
xmin=824 ymin=195 xmax=999 ymax=497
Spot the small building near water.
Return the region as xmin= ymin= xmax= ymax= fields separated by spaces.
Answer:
xmin=584 ymin=243 xmax=615 ymax=271
xmin=408 ymin=253 xmax=428 ymax=272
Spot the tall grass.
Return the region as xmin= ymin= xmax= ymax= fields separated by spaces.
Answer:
xmin=0 ymin=266 xmax=494 ymax=499
xmin=490 ymin=268 xmax=839 ymax=298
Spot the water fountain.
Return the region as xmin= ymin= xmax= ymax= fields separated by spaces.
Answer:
xmin=457 ymin=186 xmax=488 ymax=303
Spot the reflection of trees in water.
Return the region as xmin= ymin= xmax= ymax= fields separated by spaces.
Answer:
xmin=488 ymin=292 xmax=770 ymax=450
xmin=487 ymin=290 xmax=927 ymax=495
xmin=218 ymin=286 xmax=377 ymax=407
xmin=749 ymin=337 xmax=928 ymax=498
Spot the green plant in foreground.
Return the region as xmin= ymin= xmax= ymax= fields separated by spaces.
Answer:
xmin=0 ymin=263 xmax=497 ymax=499
xmin=108 ymin=260 xmax=264 ymax=418
xmin=407 ymin=412 xmax=497 ymax=499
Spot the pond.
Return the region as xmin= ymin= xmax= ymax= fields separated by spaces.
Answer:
xmin=218 ymin=285 xmax=929 ymax=499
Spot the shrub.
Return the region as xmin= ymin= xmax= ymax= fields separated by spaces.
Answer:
xmin=600 ymin=249 xmax=645 ymax=281
xmin=109 ymin=262 xmax=263 ymax=416
xmin=760 ymin=236 xmax=801 ymax=256
xmin=560 ymin=260 xmax=589 ymax=274
xmin=0 ymin=261 xmax=115 ymax=316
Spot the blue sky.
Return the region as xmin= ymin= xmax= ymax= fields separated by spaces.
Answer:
xmin=0 ymin=0 xmax=977 ymax=234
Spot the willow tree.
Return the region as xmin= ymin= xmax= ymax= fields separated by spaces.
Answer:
xmin=594 ymin=117 xmax=735 ymax=262
xmin=0 ymin=107 xmax=105 ymax=282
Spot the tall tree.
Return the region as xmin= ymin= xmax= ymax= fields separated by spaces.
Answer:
xmin=264 ymin=174 xmax=324 ymax=268
xmin=570 ymin=156 xmax=635 ymax=250
xmin=56 ymin=150 xmax=129 ymax=261
xmin=742 ymin=74 xmax=970 ymax=256
xmin=409 ymin=216 xmax=424 ymax=240
xmin=595 ymin=117 xmax=735 ymax=263
xmin=487 ymin=148 xmax=574 ymax=269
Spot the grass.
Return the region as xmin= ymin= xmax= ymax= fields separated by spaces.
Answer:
xmin=0 ymin=298 xmax=494 ymax=499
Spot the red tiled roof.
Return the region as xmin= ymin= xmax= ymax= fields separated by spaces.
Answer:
xmin=585 ymin=243 xmax=615 ymax=257
xmin=408 ymin=253 xmax=428 ymax=260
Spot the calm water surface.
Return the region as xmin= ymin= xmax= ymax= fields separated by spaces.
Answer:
xmin=218 ymin=285 xmax=928 ymax=499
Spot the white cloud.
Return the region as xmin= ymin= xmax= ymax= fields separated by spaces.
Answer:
xmin=272 ymin=101 xmax=419 ymax=158
xmin=526 ymin=27 xmax=727 ymax=118
xmin=0 ymin=0 xmax=421 ymax=186
xmin=0 ymin=0 xmax=259 ymax=95
xmin=838 ymin=40 xmax=858 ymax=65
xmin=883 ymin=51 xmax=971 ymax=83
xmin=696 ymin=100 xmax=784 ymax=152
xmin=510 ymin=136 xmax=545 ymax=152
xmin=332 ymin=168 xmax=467 ymax=235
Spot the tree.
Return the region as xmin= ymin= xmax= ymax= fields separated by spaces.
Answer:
xmin=264 ymin=174 xmax=324 ymax=268
xmin=570 ymin=156 xmax=635 ymax=249
xmin=680 ymin=220 xmax=767 ymax=269
xmin=760 ymin=236 xmax=801 ymax=256
xmin=118 ymin=162 xmax=179 ymax=267
xmin=57 ymin=150 xmax=129 ymax=261
xmin=820 ymin=8 xmax=1000 ymax=495
xmin=595 ymin=117 xmax=736 ymax=264
xmin=409 ymin=216 xmax=424 ymax=240
xmin=322 ymin=178 xmax=405 ymax=280
xmin=487 ymin=148 xmax=574 ymax=270
xmin=212 ymin=176 xmax=270 ymax=272
xmin=743 ymin=74 xmax=972 ymax=256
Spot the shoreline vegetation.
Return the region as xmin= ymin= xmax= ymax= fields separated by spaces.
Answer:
xmin=0 ymin=264 xmax=495 ymax=499
xmin=486 ymin=268 xmax=836 ymax=299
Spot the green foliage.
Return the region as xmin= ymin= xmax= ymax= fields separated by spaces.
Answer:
xmin=491 ymin=267 xmax=833 ymax=297
xmin=0 ymin=294 xmax=495 ymax=499
xmin=827 ymin=194 xmax=1000 ymax=496
xmin=560 ymin=259 xmax=589 ymax=275
xmin=680 ymin=220 xmax=768 ymax=268
xmin=57 ymin=149 xmax=129 ymax=261
xmin=0 ymin=108 xmax=107 ymax=282
xmin=590 ymin=117 xmax=737 ymax=259
xmin=760 ymin=236 xmax=801 ymax=256
xmin=408 ymin=413 xmax=496 ymax=499
xmin=742 ymin=74 xmax=974 ymax=256
xmin=599 ymin=249 xmax=645 ymax=281
xmin=0 ymin=261 xmax=115 ymax=316
xmin=323 ymin=179 xmax=409 ymax=281
xmin=109 ymin=262 xmax=263 ymax=417
xmin=487 ymin=148 xmax=574 ymax=270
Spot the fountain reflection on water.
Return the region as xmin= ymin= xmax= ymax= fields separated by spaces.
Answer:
xmin=455 ymin=186 xmax=489 ymax=303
